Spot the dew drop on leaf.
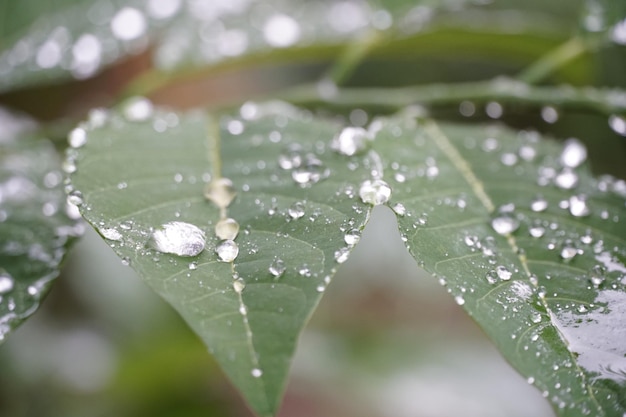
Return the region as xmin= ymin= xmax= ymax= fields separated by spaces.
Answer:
xmin=251 ymin=368 xmax=263 ymax=378
xmin=491 ymin=215 xmax=519 ymax=235
xmin=149 ymin=221 xmax=206 ymax=257
xmin=554 ymin=169 xmax=579 ymax=190
xmin=66 ymin=190 xmax=84 ymax=206
xmin=392 ymin=203 xmax=406 ymax=216
xmin=496 ymin=265 xmax=512 ymax=281
xmin=359 ymin=179 xmax=391 ymax=205
xmin=0 ymin=269 xmax=15 ymax=294
xmin=288 ymin=201 xmax=305 ymax=219
xmin=204 ymin=177 xmax=237 ymax=208
xmin=530 ymin=196 xmax=548 ymax=212
xmin=123 ymin=97 xmax=154 ymax=122
xmin=99 ymin=227 xmax=122 ymax=241
xmin=568 ymin=195 xmax=590 ymax=217
xmin=269 ymin=258 xmax=286 ymax=278
xmin=68 ymin=127 xmax=87 ymax=148
xmin=334 ymin=247 xmax=350 ymax=264
xmin=529 ymin=226 xmax=545 ymax=238
xmin=331 ymin=126 xmax=368 ymax=156
xmin=215 ymin=240 xmax=239 ymax=262
xmin=278 ymin=145 xmax=302 ymax=170
xmin=609 ymin=114 xmax=626 ymax=136
xmin=215 ymin=218 xmax=240 ymax=240
xmin=344 ymin=229 xmax=361 ymax=246
xmin=454 ymin=295 xmax=465 ymax=305
xmin=560 ymin=246 xmax=578 ymax=260
xmin=233 ymin=279 xmax=245 ymax=294
xmin=560 ymin=138 xmax=587 ymax=168
xmin=291 ymin=155 xmax=329 ymax=185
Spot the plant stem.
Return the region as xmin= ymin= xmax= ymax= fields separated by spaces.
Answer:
xmin=517 ymin=36 xmax=593 ymax=85
xmin=326 ymin=30 xmax=385 ymax=86
xmin=279 ymin=78 xmax=626 ymax=115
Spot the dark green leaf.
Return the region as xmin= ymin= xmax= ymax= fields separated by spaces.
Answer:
xmin=0 ymin=108 xmax=82 ymax=343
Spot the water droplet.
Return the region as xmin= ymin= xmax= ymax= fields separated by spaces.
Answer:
xmin=392 ymin=203 xmax=406 ymax=216
xmin=554 ymin=169 xmax=579 ymax=190
xmin=251 ymin=368 xmax=263 ymax=378
xmin=485 ymin=102 xmax=503 ymax=119
xmin=0 ymin=270 xmax=14 ymax=294
xmin=278 ymin=145 xmax=302 ymax=170
xmin=527 ymin=376 xmax=535 ymax=384
xmin=233 ymin=279 xmax=245 ymax=294
xmin=123 ymin=97 xmax=153 ymax=121
xmin=569 ymin=195 xmax=590 ymax=217
xmin=111 ymin=7 xmax=147 ymax=41
xmin=560 ymin=246 xmax=578 ymax=260
xmin=205 ymin=178 xmax=236 ymax=208
xmin=331 ymin=126 xmax=368 ymax=156
xmin=334 ymin=247 xmax=350 ymax=264
xmin=188 ymin=261 xmax=197 ymax=270
xmin=269 ymin=258 xmax=286 ymax=278
xmin=529 ymin=226 xmax=545 ymax=238
xmin=215 ymin=240 xmax=239 ymax=262
xmin=485 ymin=270 xmax=498 ymax=284
xmin=149 ymin=221 xmax=206 ymax=257
xmin=530 ymin=197 xmax=548 ymax=212
xmin=288 ymin=201 xmax=305 ymax=219
xmin=99 ymin=227 xmax=122 ymax=241
xmin=491 ymin=215 xmax=519 ymax=235
xmin=263 ymin=14 xmax=300 ymax=48
xmin=344 ymin=229 xmax=361 ymax=246
xmin=608 ymin=114 xmax=626 ymax=136
xmin=530 ymin=313 xmax=542 ymax=324
xmin=215 ymin=218 xmax=240 ymax=240
xmin=541 ymin=106 xmax=559 ymax=124
xmin=291 ymin=155 xmax=329 ymax=185
xmin=560 ymin=139 xmax=587 ymax=168
xmin=454 ymin=295 xmax=465 ymax=305
xmin=359 ymin=179 xmax=391 ymax=205
xmin=68 ymin=127 xmax=87 ymax=148
xmin=496 ymin=265 xmax=512 ymax=280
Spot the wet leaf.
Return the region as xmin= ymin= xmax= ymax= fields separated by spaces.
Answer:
xmin=68 ymin=102 xmax=372 ymax=417
xmin=69 ymin=101 xmax=626 ymax=416
xmin=0 ymin=108 xmax=82 ymax=343
xmin=373 ymin=112 xmax=626 ymax=416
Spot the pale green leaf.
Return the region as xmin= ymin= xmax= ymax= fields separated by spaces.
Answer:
xmin=0 ymin=109 xmax=82 ymax=343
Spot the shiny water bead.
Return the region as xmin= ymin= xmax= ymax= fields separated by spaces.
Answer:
xmin=233 ymin=279 xmax=246 ymax=294
xmin=123 ymin=96 xmax=153 ymax=121
xmin=205 ymin=177 xmax=236 ymax=208
xmin=215 ymin=218 xmax=240 ymax=240
xmin=288 ymin=201 xmax=305 ymax=219
xmin=560 ymin=138 xmax=587 ymax=168
xmin=344 ymin=229 xmax=361 ymax=246
xmin=496 ymin=265 xmax=512 ymax=281
xmin=569 ymin=195 xmax=590 ymax=217
xmin=99 ymin=227 xmax=122 ymax=241
xmin=68 ymin=127 xmax=87 ymax=148
xmin=530 ymin=197 xmax=548 ymax=212
xmin=0 ymin=270 xmax=14 ymax=294
xmin=359 ymin=179 xmax=391 ymax=205
xmin=269 ymin=258 xmax=286 ymax=278
xmin=291 ymin=155 xmax=329 ymax=185
xmin=491 ymin=215 xmax=519 ymax=235
xmin=216 ymin=240 xmax=239 ymax=262
xmin=149 ymin=221 xmax=206 ymax=257
xmin=331 ymin=126 xmax=368 ymax=156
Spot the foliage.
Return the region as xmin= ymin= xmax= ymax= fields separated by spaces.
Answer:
xmin=0 ymin=0 xmax=625 ymax=416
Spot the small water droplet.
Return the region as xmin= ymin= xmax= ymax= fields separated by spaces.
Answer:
xmin=111 ymin=7 xmax=147 ymax=41
xmin=569 ymin=195 xmax=590 ymax=217
xmin=149 ymin=221 xmax=206 ymax=257
xmin=334 ymin=247 xmax=350 ymax=264
xmin=292 ymin=155 xmax=329 ymax=186
xmin=530 ymin=313 xmax=542 ymax=323
xmin=215 ymin=218 xmax=240 ymax=240
xmin=100 ymin=227 xmax=122 ymax=241
xmin=529 ymin=226 xmax=545 ymax=238
xmin=0 ymin=270 xmax=14 ymax=294
xmin=392 ymin=203 xmax=406 ymax=216
xmin=359 ymin=179 xmax=391 ymax=205
xmin=123 ymin=97 xmax=153 ymax=121
xmin=541 ymin=106 xmax=559 ymax=124
xmin=608 ymin=114 xmax=626 ymax=136
xmin=560 ymin=246 xmax=578 ymax=260
xmin=331 ymin=126 xmax=369 ymax=156
xmin=530 ymin=196 xmax=548 ymax=212
xmin=491 ymin=215 xmax=519 ymax=235
xmin=454 ymin=295 xmax=465 ymax=305
xmin=560 ymin=138 xmax=587 ymax=168
xmin=278 ymin=144 xmax=302 ymax=170
xmin=554 ymin=169 xmax=578 ymax=190
xmin=68 ymin=127 xmax=87 ymax=148
xmin=263 ymin=14 xmax=300 ymax=48
xmin=496 ymin=265 xmax=512 ymax=281
xmin=215 ymin=240 xmax=239 ymax=262
xmin=288 ymin=201 xmax=305 ymax=219
xmin=485 ymin=270 xmax=498 ymax=284
xmin=67 ymin=190 xmax=84 ymax=206
xmin=205 ymin=178 xmax=236 ymax=208
xmin=269 ymin=258 xmax=286 ymax=278
xmin=251 ymin=367 xmax=263 ymax=378
xmin=344 ymin=229 xmax=361 ymax=246
xmin=233 ymin=279 xmax=245 ymax=294
xmin=188 ymin=261 xmax=198 ymax=270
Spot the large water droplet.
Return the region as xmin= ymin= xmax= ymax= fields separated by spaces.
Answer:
xmin=359 ymin=179 xmax=391 ymax=205
xmin=496 ymin=265 xmax=512 ymax=281
xmin=288 ymin=201 xmax=305 ymax=219
xmin=554 ymin=168 xmax=579 ymax=189
xmin=0 ymin=270 xmax=14 ymax=294
xmin=205 ymin=178 xmax=236 ymax=208
xmin=491 ymin=216 xmax=519 ymax=235
xmin=569 ymin=195 xmax=590 ymax=217
xmin=215 ymin=218 xmax=240 ymax=240
xmin=111 ymin=7 xmax=147 ymax=41
xmin=560 ymin=139 xmax=587 ymax=168
xmin=560 ymin=246 xmax=578 ymax=260
xmin=99 ymin=227 xmax=122 ymax=241
xmin=263 ymin=14 xmax=300 ymax=48
xmin=216 ymin=240 xmax=239 ymax=262
xmin=269 ymin=258 xmax=286 ymax=278
xmin=149 ymin=221 xmax=206 ymax=257
xmin=331 ymin=126 xmax=368 ymax=156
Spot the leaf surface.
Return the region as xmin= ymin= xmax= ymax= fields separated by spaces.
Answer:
xmin=68 ymin=102 xmax=373 ymax=416
xmin=0 ymin=109 xmax=82 ymax=343
xmin=69 ymin=102 xmax=626 ymax=416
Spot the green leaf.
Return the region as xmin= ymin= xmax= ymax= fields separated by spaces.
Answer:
xmin=371 ymin=111 xmax=626 ymax=416
xmin=0 ymin=108 xmax=82 ymax=343
xmin=67 ymin=102 xmax=373 ymax=417
xmin=70 ymin=100 xmax=625 ymax=416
